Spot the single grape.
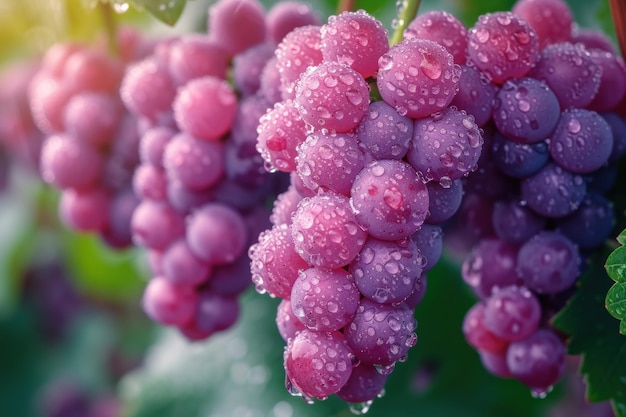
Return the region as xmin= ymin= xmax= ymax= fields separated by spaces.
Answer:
xmin=168 ymin=35 xmax=229 ymax=86
xmin=141 ymin=276 xmax=197 ymax=326
xmin=163 ymin=133 xmax=224 ymax=190
xmin=294 ymin=61 xmax=369 ymax=133
xmin=284 ymin=329 xmax=354 ymax=399
xmin=59 ymin=188 xmax=110 ymax=232
xmin=132 ymin=163 xmax=168 ymax=201
xmin=161 ymin=239 xmax=212 ymax=288
xmin=425 ymin=178 xmax=463 ymax=224
xmin=295 ymin=131 xmax=364 ymax=195
xmin=350 ymin=159 xmax=429 ymax=240
xmin=275 ymin=25 xmax=323 ymax=99
xmin=411 ymin=224 xmax=443 ymax=272
xmin=512 ymin=0 xmax=573 ymax=49
xmin=207 ymin=0 xmax=267 ymax=56
xmin=556 ymin=192 xmax=615 ymax=250
xmin=404 ymin=10 xmax=468 ymax=64
xmin=356 ymin=101 xmax=413 ymax=161
xmin=463 ymin=303 xmax=509 ymax=352
xmin=407 ymin=107 xmax=483 ymax=184
xmin=291 ymin=193 xmax=367 ymax=269
xmin=491 ymin=199 xmax=546 ymax=244
xmin=266 ymin=1 xmax=321 ymax=44
xmin=483 ymin=285 xmax=542 ymax=342
xmin=320 ymin=10 xmax=389 ymax=78
xmin=491 ymin=132 xmax=549 ymax=178
xmin=291 ymin=267 xmax=360 ymax=331
xmin=120 ymin=58 xmax=176 ymax=122
xmin=450 ymin=65 xmax=498 ymax=127
xmin=131 ymin=200 xmax=186 ymax=251
xmin=336 ymin=363 xmax=388 ymax=404
xmin=276 ymin=298 xmax=307 ymax=342
xmin=349 ymin=237 xmax=424 ymax=304
xmin=516 ymin=230 xmax=581 ymax=294
xmin=232 ymin=43 xmax=275 ymax=96
xmin=377 ymin=37 xmax=461 ymax=118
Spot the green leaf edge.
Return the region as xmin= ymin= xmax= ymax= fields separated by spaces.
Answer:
xmin=131 ymin=0 xmax=187 ymax=26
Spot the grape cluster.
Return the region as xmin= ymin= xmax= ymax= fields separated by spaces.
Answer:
xmin=28 ymin=33 xmax=150 ymax=248
xmin=250 ymin=8 xmax=484 ymax=409
xmin=455 ymin=0 xmax=626 ymax=397
xmin=121 ymin=0 xmax=320 ymax=341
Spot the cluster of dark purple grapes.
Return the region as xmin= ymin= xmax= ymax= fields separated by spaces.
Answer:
xmin=249 ymin=7 xmax=486 ymax=410
xmin=120 ymin=0 xmax=321 ymax=340
xmin=28 ymin=34 xmax=150 ymax=249
xmin=453 ymin=0 xmax=626 ymax=398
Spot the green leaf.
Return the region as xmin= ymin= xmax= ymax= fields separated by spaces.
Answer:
xmin=130 ymin=0 xmax=187 ymax=26
xmin=606 ymin=283 xmax=626 ymax=330
xmin=552 ymin=251 xmax=626 ymax=417
xmin=606 ymin=245 xmax=626 ymax=283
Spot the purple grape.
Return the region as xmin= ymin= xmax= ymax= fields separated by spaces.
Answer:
xmin=230 ymin=94 xmax=271 ymax=145
xmin=483 ymin=285 xmax=542 ymax=342
xmin=408 ymin=107 xmax=483 ymax=185
xmin=275 ymin=25 xmax=323 ymax=99
xmin=163 ymin=133 xmax=224 ymax=190
xmin=345 ymin=299 xmax=417 ymax=367
xmin=466 ymin=12 xmax=539 ymax=84
xmin=479 ymin=349 xmax=512 ymax=378
xmin=285 ymin=329 xmax=354 ymax=399
xmin=586 ymin=163 xmax=618 ymax=194
xmin=462 ymin=238 xmax=524 ymax=299
xmin=291 ymin=267 xmax=360 ymax=331
xmin=516 ymin=230 xmax=581 ymax=294
xmin=168 ymin=35 xmax=229 ymax=86
xmin=276 ymin=299 xmax=306 ymax=342
xmin=296 ymin=131 xmax=364 ymax=195
xmin=188 ymin=291 xmax=239 ymax=336
xmin=40 ymin=134 xmax=103 ymax=190
xmin=291 ymin=193 xmax=367 ymax=269
xmin=166 ymin=179 xmax=214 ymax=214
xmin=206 ymin=254 xmax=252 ymax=296
xmin=492 ymin=199 xmax=546 ymax=244
xmin=102 ymin=189 xmax=138 ymax=249
xmin=59 ymin=188 xmax=110 ymax=232
xmin=512 ymin=0 xmax=573 ymax=49
xmin=259 ymin=56 xmax=282 ymax=104
xmin=450 ymin=65 xmax=498 ymax=127
xmin=142 ymin=276 xmax=197 ymax=326
xmin=64 ymin=92 xmax=121 ymax=148
xmin=224 ymin=137 xmax=267 ymax=188
xmin=139 ymin=126 xmax=174 ymax=168
xmin=173 ymin=76 xmax=237 ymax=141
xmin=294 ymin=61 xmax=369 ymax=133
xmin=132 ymin=163 xmax=167 ymax=201
xmin=161 ymin=239 xmax=212 ymax=288
xmin=336 ymin=363 xmax=388 ymax=404
xmin=587 ymin=50 xmax=626 ymax=112
xmin=320 ymin=10 xmax=389 ymax=78
xmin=556 ymin=192 xmax=614 ymax=250
xmin=520 ymin=162 xmax=586 ymax=218
xmin=403 ymin=273 xmax=428 ymax=309
xmin=604 ymin=113 xmax=626 ymax=162
xmin=187 ymin=203 xmax=248 ymax=265
xmin=120 ymin=58 xmax=175 ymax=123
xmin=271 ymin=185 xmax=303 ymax=226
xmin=528 ymin=42 xmax=601 ymax=109
xmin=232 ymin=43 xmax=275 ymax=96
xmin=131 ymin=200 xmax=186 ymax=251
xmin=349 ymin=237 xmax=424 ymax=304
xmin=356 ymin=101 xmax=413 ymax=160
xmin=377 ymin=37 xmax=460 ymax=118
xmin=404 ymin=10 xmax=468 ymax=64
xmin=249 ymin=223 xmax=310 ymax=299
xmin=571 ymin=28 xmax=616 ymax=53
xmin=266 ymin=2 xmax=320 ymax=44
xmin=410 ymin=224 xmax=443 ymax=272
xmin=425 ymin=178 xmax=463 ymax=224
xmin=207 ymin=0 xmax=266 ymax=57
xmin=491 ymin=131 xmax=549 ymax=178
xmin=548 ymin=108 xmax=613 ymax=174
xmin=506 ymin=328 xmax=566 ymax=396
xmin=256 ymin=99 xmax=308 ymax=172
xmin=492 ymin=77 xmax=560 ymax=144
xmin=463 ymin=303 xmax=509 ymax=352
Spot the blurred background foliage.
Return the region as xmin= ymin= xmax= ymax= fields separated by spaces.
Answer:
xmin=0 ymin=0 xmax=621 ymax=417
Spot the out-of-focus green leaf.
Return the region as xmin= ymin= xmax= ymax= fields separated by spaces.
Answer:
xmin=63 ymin=232 xmax=145 ymax=301
xmin=553 ymin=251 xmax=626 ymax=417
xmin=604 ymin=230 xmax=626 ymax=332
xmin=130 ymin=0 xmax=187 ymax=26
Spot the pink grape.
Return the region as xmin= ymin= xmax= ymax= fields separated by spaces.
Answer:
xmin=404 ymin=10 xmax=468 ymax=64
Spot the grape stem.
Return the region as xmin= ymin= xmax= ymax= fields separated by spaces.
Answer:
xmin=100 ymin=2 xmax=119 ymax=57
xmin=389 ymin=0 xmax=421 ymax=46
xmin=336 ymin=0 xmax=356 ymax=14
xmin=609 ymin=0 xmax=626 ymax=58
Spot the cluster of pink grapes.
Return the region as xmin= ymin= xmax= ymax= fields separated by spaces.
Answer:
xmin=121 ymin=0 xmax=321 ymax=340
xmin=454 ymin=0 xmax=626 ymax=398
xmin=249 ymin=6 xmax=485 ymax=410
xmin=28 ymin=33 xmax=150 ymax=248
